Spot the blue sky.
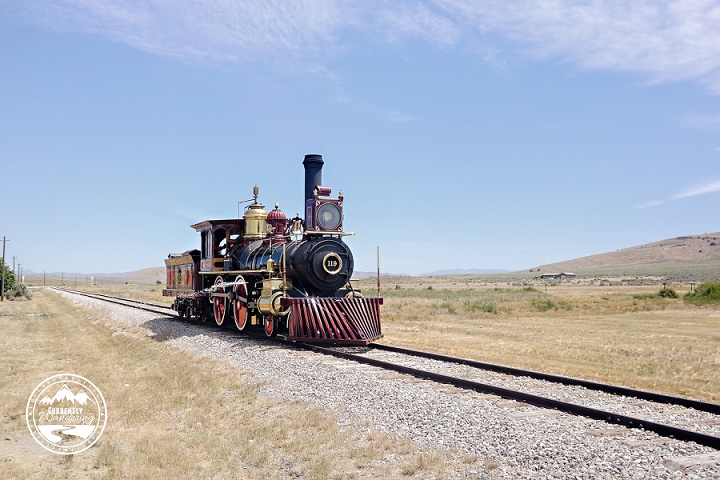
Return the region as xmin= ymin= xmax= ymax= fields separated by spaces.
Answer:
xmin=1 ymin=1 xmax=719 ymax=276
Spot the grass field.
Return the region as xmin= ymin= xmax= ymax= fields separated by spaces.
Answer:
xmin=375 ymin=281 xmax=719 ymax=402
xmin=71 ymin=278 xmax=720 ymax=402
xmin=0 ymin=289 xmax=477 ymax=479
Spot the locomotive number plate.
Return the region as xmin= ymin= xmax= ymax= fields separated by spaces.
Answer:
xmin=322 ymin=253 xmax=343 ymax=275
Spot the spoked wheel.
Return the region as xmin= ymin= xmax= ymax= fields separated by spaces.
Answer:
xmin=213 ymin=276 xmax=227 ymax=326
xmin=232 ymin=275 xmax=249 ymax=331
xmin=264 ymin=316 xmax=277 ymax=337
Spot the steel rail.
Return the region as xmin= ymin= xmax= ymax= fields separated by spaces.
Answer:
xmin=297 ymin=342 xmax=720 ymax=450
xmin=53 ymin=288 xmax=720 ymax=449
xmin=371 ymin=343 xmax=720 ymax=415
xmin=53 ymin=288 xmax=176 ymax=317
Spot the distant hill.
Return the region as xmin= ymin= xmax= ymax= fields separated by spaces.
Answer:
xmin=53 ymin=232 xmax=719 ymax=284
xmin=534 ymin=232 xmax=720 ymax=272
xmin=420 ymin=268 xmax=508 ymax=276
xmin=125 ymin=267 xmax=165 ymax=284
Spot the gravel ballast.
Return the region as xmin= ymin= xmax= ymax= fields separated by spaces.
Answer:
xmin=58 ymin=290 xmax=720 ymax=479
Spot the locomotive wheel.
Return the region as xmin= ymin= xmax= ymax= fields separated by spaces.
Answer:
xmin=213 ymin=288 xmax=226 ymax=325
xmin=213 ymin=276 xmax=227 ymax=326
xmin=232 ymin=275 xmax=249 ymax=331
xmin=264 ymin=316 xmax=277 ymax=337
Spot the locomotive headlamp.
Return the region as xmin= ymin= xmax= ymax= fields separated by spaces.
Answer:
xmin=317 ymin=203 xmax=342 ymax=230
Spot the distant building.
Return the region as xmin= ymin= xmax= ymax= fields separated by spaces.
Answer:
xmin=538 ymin=272 xmax=577 ymax=280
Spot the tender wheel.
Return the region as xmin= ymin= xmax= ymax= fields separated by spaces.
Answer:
xmin=213 ymin=276 xmax=227 ymax=326
xmin=233 ymin=275 xmax=249 ymax=331
xmin=264 ymin=316 xmax=277 ymax=337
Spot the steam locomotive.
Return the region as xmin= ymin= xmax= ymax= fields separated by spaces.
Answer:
xmin=162 ymin=154 xmax=382 ymax=345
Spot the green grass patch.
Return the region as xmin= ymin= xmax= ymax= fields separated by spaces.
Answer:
xmin=684 ymin=280 xmax=720 ymax=305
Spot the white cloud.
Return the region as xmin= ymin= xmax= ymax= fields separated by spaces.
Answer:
xmin=670 ymin=179 xmax=720 ymax=200
xmin=333 ymin=94 xmax=417 ymax=123
xmin=638 ymin=178 xmax=720 ymax=208
xmin=7 ymin=1 xmax=720 ymax=92
xmin=432 ymin=0 xmax=720 ymax=93
xmin=10 ymin=0 xmax=349 ymax=63
xmin=682 ymin=113 xmax=720 ymax=130
xmin=636 ymin=199 xmax=665 ymax=209
xmin=375 ymin=3 xmax=460 ymax=45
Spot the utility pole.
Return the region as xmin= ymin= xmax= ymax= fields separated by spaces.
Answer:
xmin=1 ymin=236 xmax=7 ymax=301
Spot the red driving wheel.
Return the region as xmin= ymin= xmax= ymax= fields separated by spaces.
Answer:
xmin=233 ymin=276 xmax=249 ymax=331
xmin=264 ymin=316 xmax=277 ymax=337
xmin=213 ymin=277 xmax=227 ymax=326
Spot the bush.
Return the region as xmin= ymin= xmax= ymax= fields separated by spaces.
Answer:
xmin=2 ymin=264 xmax=15 ymax=295
xmin=464 ymin=301 xmax=498 ymax=314
xmin=658 ymin=288 xmax=678 ymax=298
xmin=633 ymin=293 xmax=657 ymax=300
xmin=684 ymin=281 xmax=720 ymax=306
xmin=532 ymin=299 xmax=555 ymax=312
xmin=5 ymin=283 xmax=32 ymax=300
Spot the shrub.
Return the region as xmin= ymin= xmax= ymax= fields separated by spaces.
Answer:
xmin=633 ymin=293 xmax=657 ymax=300
xmin=2 ymin=264 xmax=15 ymax=295
xmin=684 ymin=281 xmax=720 ymax=306
xmin=658 ymin=288 xmax=678 ymax=299
xmin=532 ymin=299 xmax=555 ymax=312
xmin=6 ymin=283 xmax=32 ymax=300
xmin=464 ymin=301 xmax=498 ymax=314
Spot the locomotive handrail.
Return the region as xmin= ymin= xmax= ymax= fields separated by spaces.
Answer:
xmin=303 ymin=230 xmax=356 ymax=236
xmin=198 ymin=269 xmax=266 ymax=275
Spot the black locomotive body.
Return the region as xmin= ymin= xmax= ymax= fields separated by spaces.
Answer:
xmin=163 ymin=154 xmax=383 ymax=345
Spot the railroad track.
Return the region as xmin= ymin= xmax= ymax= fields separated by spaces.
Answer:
xmin=55 ymin=287 xmax=720 ymax=450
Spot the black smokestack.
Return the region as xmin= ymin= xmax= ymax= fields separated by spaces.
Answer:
xmin=303 ymin=154 xmax=324 ymax=204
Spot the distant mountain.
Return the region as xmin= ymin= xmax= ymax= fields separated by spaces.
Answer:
xmin=30 ymin=231 xmax=719 ymax=282
xmin=420 ymin=268 xmax=508 ymax=276
xmin=534 ymin=232 xmax=720 ymax=272
xmin=125 ymin=267 xmax=165 ymax=284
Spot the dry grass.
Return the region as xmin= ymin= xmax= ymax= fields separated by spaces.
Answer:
xmin=0 ymin=289 xmax=478 ymax=479
xmin=72 ymin=284 xmax=171 ymax=304
xmin=373 ymin=281 xmax=720 ymax=402
xmin=72 ymin=280 xmax=720 ymax=402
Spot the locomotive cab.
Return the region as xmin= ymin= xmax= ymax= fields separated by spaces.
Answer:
xmin=191 ymin=219 xmax=245 ymax=276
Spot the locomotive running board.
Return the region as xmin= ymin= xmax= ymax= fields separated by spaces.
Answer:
xmin=282 ymin=297 xmax=383 ymax=345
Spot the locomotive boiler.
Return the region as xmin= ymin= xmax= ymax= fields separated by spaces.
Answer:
xmin=163 ymin=154 xmax=383 ymax=345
